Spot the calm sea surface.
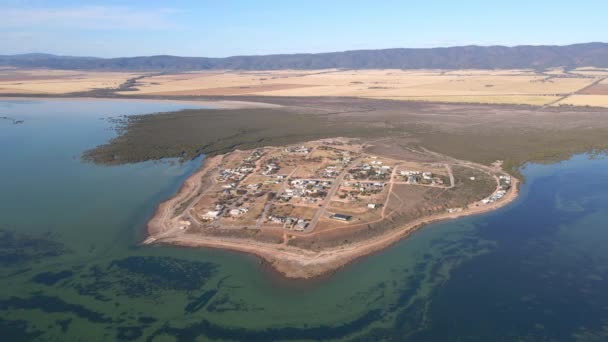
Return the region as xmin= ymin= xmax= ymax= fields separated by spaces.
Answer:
xmin=2 ymin=99 xmax=608 ymax=341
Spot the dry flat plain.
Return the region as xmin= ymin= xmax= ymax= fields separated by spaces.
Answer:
xmin=4 ymin=67 xmax=608 ymax=107
xmin=114 ymin=67 xmax=608 ymax=107
xmin=0 ymin=67 xmax=141 ymax=94
xmin=146 ymin=138 xmax=517 ymax=278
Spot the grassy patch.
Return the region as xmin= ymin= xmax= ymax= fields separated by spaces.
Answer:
xmin=83 ymin=108 xmax=400 ymax=165
xmin=416 ymin=128 xmax=608 ymax=178
xmin=83 ymin=102 xmax=608 ymax=182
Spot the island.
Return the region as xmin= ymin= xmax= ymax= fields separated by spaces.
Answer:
xmin=145 ymin=137 xmax=518 ymax=279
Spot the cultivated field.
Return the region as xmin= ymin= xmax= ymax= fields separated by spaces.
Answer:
xmin=113 ymin=68 xmax=608 ymax=106
xmin=556 ymin=94 xmax=608 ymax=107
xmin=0 ymin=68 xmax=141 ymax=94
xmin=3 ymin=66 xmax=608 ymax=106
xmin=555 ymin=79 xmax=608 ymax=107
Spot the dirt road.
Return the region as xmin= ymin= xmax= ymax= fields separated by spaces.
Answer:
xmin=307 ymin=157 xmax=362 ymax=231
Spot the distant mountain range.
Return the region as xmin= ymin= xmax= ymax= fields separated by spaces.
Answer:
xmin=2 ymin=43 xmax=608 ymax=71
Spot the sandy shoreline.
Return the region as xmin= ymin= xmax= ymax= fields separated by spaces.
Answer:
xmin=145 ymin=152 xmax=520 ymax=280
xmin=146 ymin=155 xmax=223 ymax=237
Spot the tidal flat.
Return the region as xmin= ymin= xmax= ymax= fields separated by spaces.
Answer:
xmin=3 ymin=99 xmax=608 ymax=340
xmin=83 ymin=96 xmax=608 ymax=178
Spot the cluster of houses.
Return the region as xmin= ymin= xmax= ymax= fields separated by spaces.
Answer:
xmin=338 ymin=155 xmax=352 ymax=165
xmin=315 ymin=149 xmax=354 ymax=178
xmin=264 ymin=176 xmax=285 ymax=185
xmin=285 ymin=145 xmax=311 ymax=154
xmin=206 ymin=151 xmax=270 ymax=221
xmin=325 ymin=147 xmax=353 ymax=165
xmin=262 ymin=161 xmax=280 ymax=176
xmin=229 ymin=207 xmax=249 ymax=217
xmin=218 ymin=150 xmax=265 ymax=182
xmin=202 ymin=200 xmax=253 ymax=221
xmin=202 ymin=204 xmax=225 ymax=221
xmin=291 ymin=179 xmax=332 ymax=189
xmin=280 ymin=179 xmax=333 ymax=202
xmin=347 ymin=160 xmax=391 ymax=180
xmin=268 ymin=215 xmax=309 ymax=231
xmin=218 ymin=167 xmax=254 ymax=182
xmin=399 ymin=170 xmax=444 ymax=186
xmin=342 ymin=181 xmax=386 ymax=194
xmin=481 ymin=175 xmax=512 ymax=204
xmin=482 ymin=189 xmax=507 ymax=204
xmin=499 ymin=175 xmax=512 ymax=189
xmin=338 ymin=181 xmax=386 ymax=204
xmin=319 ymin=165 xmax=340 ymax=178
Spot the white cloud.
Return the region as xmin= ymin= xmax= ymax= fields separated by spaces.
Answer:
xmin=1 ymin=6 xmax=179 ymax=30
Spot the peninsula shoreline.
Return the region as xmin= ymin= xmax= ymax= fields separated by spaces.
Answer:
xmin=144 ymin=150 xmax=520 ymax=280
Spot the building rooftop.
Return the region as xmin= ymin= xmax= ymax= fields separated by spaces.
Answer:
xmin=331 ymin=213 xmax=353 ymax=221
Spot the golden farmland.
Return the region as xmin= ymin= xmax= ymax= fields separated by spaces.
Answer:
xmin=556 ymin=94 xmax=608 ymax=107
xmin=0 ymin=68 xmax=142 ymax=94
xmin=3 ymin=66 xmax=608 ymax=106
xmin=117 ymin=68 xmax=606 ymax=106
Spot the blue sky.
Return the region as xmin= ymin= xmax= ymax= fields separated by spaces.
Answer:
xmin=1 ymin=0 xmax=607 ymax=57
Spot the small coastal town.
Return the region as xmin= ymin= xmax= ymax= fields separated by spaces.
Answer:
xmin=161 ymin=138 xmax=514 ymax=238
xmin=146 ymin=138 xmax=518 ymax=280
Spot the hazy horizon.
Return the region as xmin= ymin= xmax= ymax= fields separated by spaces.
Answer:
xmin=2 ymin=0 xmax=607 ymax=58
xmin=4 ymin=41 xmax=608 ymax=59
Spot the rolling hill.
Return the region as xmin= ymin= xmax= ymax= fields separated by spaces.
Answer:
xmin=1 ymin=42 xmax=608 ymax=71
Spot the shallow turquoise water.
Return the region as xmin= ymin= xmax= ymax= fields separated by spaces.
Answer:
xmin=2 ymin=99 xmax=608 ymax=341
